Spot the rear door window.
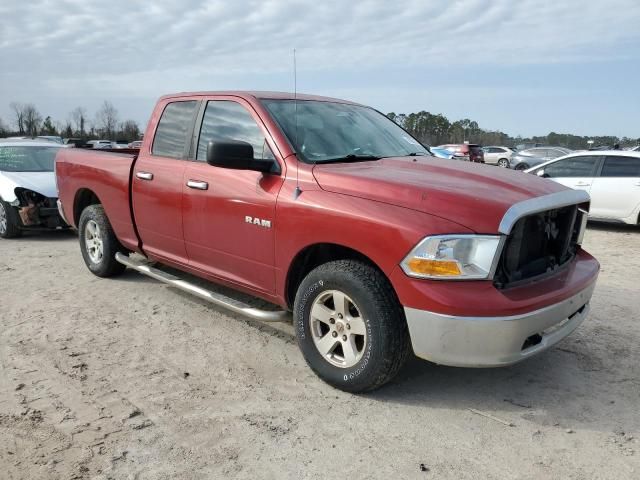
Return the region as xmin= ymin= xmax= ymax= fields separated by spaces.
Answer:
xmin=600 ymin=156 xmax=640 ymax=177
xmin=152 ymin=101 xmax=198 ymax=159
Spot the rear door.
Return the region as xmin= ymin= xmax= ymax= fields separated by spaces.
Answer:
xmin=538 ymin=155 xmax=600 ymax=193
xmin=181 ymin=97 xmax=284 ymax=294
xmin=589 ymin=155 xmax=640 ymax=220
xmin=132 ymin=99 xmax=199 ymax=264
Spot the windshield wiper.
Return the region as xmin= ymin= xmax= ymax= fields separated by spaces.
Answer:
xmin=318 ymin=154 xmax=382 ymax=164
xmin=406 ymin=152 xmax=429 ymax=156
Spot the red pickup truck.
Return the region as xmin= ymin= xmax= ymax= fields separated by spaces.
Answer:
xmin=55 ymin=91 xmax=599 ymax=392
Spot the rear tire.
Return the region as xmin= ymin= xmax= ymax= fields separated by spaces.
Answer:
xmin=293 ymin=260 xmax=410 ymax=393
xmin=497 ymin=158 xmax=509 ymax=168
xmin=0 ymin=200 xmax=22 ymax=239
xmin=78 ymin=204 xmax=126 ymax=277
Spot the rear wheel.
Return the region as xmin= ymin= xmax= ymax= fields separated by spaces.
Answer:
xmin=78 ymin=204 xmax=126 ymax=277
xmin=294 ymin=260 xmax=410 ymax=393
xmin=0 ymin=200 xmax=22 ymax=239
xmin=515 ymin=163 xmax=529 ymax=171
xmin=497 ymin=158 xmax=509 ymax=168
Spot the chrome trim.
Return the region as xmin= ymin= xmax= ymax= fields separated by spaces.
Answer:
xmin=404 ymin=281 xmax=596 ymax=367
xmin=487 ymin=235 xmax=507 ymax=280
xmin=576 ymin=208 xmax=588 ymax=245
xmin=498 ymin=189 xmax=590 ymax=235
xmin=186 ymin=180 xmax=208 ymax=190
xmin=136 ymin=171 xmax=154 ymax=181
xmin=115 ymin=253 xmax=290 ymax=322
xmin=56 ymin=199 xmax=70 ymax=226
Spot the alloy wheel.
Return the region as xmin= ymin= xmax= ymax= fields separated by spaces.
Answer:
xmin=310 ymin=290 xmax=368 ymax=368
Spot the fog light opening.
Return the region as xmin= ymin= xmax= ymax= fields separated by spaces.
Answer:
xmin=522 ymin=333 xmax=543 ymax=351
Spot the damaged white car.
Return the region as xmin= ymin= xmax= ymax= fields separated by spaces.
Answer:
xmin=0 ymin=140 xmax=68 ymax=238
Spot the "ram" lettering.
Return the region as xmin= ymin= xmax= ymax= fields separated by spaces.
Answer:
xmin=245 ymin=216 xmax=272 ymax=228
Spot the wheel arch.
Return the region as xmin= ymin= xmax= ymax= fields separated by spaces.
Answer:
xmin=284 ymin=242 xmax=394 ymax=309
xmin=73 ymin=188 xmax=102 ymax=226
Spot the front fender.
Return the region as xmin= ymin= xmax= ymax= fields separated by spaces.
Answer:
xmin=0 ymin=173 xmax=18 ymax=203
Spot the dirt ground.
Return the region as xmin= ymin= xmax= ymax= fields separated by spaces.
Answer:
xmin=1 ymin=223 xmax=639 ymax=479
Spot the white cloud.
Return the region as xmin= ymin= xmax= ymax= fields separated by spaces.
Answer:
xmin=0 ymin=0 xmax=639 ymax=134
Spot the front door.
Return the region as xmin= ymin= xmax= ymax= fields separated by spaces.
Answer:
xmin=540 ymin=155 xmax=600 ymax=193
xmin=182 ymin=99 xmax=284 ymax=294
xmin=132 ymin=100 xmax=199 ymax=264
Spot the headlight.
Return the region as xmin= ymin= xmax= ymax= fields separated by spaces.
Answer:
xmin=401 ymin=235 xmax=502 ymax=280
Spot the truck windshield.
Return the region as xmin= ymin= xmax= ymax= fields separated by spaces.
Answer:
xmin=0 ymin=146 xmax=60 ymax=172
xmin=262 ymin=100 xmax=429 ymax=163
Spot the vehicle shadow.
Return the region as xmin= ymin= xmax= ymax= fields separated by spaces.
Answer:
xmin=587 ymin=221 xmax=640 ymax=232
xmin=17 ymin=229 xmax=77 ymax=241
xmin=366 ymin=344 xmax=638 ymax=433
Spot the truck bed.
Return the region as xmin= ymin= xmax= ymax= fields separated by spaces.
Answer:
xmin=55 ymin=148 xmax=139 ymax=251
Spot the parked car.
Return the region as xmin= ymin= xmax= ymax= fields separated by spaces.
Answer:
xmin=86 ymin=140 xmax=113 ymax=149
xmin=37 ymin=135 xmax=64 ymax=145
xmin=527 ymin=151 xmax=640 ymax=224
xmin=0 ymin=140 xmax=68 ymax=238
xmin=510 ymin=147 xmax=572 ymax=170
xmin=128 ymin=140 xmax=143 ymax=149
xmin=55 ymin=91 xmax=599 ymax=393
xmin=64 ymin=138 xmax=85 ymax=147
xmin=483 ymin=146 xmax=514 ymax=168
xmin=515 ymin=143 xmax=544 ymax=151
xmin=429 ymin=146 xmax=454 ymax=159
xmin=437 ymin=143 xmax=484 ymax=162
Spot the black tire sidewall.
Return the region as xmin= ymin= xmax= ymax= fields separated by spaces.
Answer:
xmin=0 ymin=200 xmax=22 ymax=238
xmin=78 ymin=205 xmax=125 ymax=277
xmin=294 ymin=262 xmax=399 ymax=392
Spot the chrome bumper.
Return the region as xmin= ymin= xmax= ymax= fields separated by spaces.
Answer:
xmin=56 ymin=199 xmax=70 ymax=226
xmin=404 ymin=282 xmax=596 ymax=367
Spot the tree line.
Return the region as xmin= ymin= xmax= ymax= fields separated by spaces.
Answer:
xmin=387 ymin=111 xmax=639 ymax=149
xmin=0 ymin=101 xmax=141 ymax=142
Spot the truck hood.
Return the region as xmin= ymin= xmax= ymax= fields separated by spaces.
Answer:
xmin=312 ymin=157 xmax=567 ymax=233
xmin=0 ymin=171 xmax=58 ymax=201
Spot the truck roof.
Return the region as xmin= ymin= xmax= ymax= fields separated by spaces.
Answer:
xmin=158 ymin=91 xmax=361 ymax=105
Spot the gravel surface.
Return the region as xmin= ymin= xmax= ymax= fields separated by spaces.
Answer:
xmin=1 ymin=224 xmax=639 ymax=479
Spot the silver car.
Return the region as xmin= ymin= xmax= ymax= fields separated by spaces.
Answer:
xmin=0 ymin=140 xmax=68 ymax=238
xmin=510 ymin=147 xmax=572 ymax=171
xmin=483 ymin=146 xmax=514 ymax=168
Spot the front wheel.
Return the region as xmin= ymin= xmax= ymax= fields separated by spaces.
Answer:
xmin=294 ymin=260 xmax=410 ymax=393
xmin=0 ymin=200 xmax=22 ymax=239
xmin=515 ymin=163 xmax=529 ymax=171
xmin=497 ymin=158 xmax=509 ymax=168
xmin=78 ymin=204 xmax=126 ymax=277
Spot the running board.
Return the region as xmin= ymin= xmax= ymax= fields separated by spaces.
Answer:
xmin=115 ymin=253 xmax=290 ymax=322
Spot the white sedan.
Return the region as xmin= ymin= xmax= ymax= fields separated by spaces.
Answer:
xmin=0 ymin=140 xmax=68 ymax=238
xmin=526 ymin=151 xmax=640 ymax=225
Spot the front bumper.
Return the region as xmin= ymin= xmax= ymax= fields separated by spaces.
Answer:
xmin=404 ymin=281 xmax=595 ymax=367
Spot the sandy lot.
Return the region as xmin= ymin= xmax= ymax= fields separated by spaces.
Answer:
xmin=1 ymin=223 xmax=639 ymax=479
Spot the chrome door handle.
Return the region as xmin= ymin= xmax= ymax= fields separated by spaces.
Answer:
xmin=186 ymin=180 xmax=208 ymax=190
xmin=136 ymin=171 xmax=154 ymax=181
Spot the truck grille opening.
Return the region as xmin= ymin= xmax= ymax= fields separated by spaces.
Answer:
xmin=494 ymin=206 xmax=584 ymax=289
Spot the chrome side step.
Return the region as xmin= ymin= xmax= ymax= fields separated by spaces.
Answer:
xmin=115 ymin=253 xmax=290 ymax=322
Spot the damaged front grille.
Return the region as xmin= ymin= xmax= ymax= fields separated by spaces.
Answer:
xmin=493 ymin=205 xmax=585 ymax=288
xmin=14 ymin=189 xmax=63 ymax=229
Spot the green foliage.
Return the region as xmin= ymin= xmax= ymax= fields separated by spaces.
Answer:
xmin=388 ymin=111 xmax=638 ymax=149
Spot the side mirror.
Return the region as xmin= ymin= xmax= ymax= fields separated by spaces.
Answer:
xmin=536 ymin=169 xmax=545 ymax=177
xmin=206 ymin=141 xmax=278 ymax=174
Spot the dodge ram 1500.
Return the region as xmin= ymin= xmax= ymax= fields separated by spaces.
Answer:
xmin=55 ymin=92 xmax=599 ymax=392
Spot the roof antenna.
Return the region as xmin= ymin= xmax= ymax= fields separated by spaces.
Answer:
xmin=293 ymin=48 xmax=302 ymax=200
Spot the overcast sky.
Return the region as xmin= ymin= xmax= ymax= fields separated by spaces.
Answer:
xmin=1 ymin=0 xmax=639 ymax=138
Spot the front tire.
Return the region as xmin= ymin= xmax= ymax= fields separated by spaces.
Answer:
xmin=294 ymin=260 xmax=410 ymax=393
xmin=515 ymin=163 xmax=529 ymax=171
xmin=78 ymin=204 xmax=126 ymax=277
xmin=0 ymin=200 xmax=22 ymax=239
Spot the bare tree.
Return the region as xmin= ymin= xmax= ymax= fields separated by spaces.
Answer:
xmin=119 ymin=119 xmax=140 ymax=142
xmin=10 ymin=102 xmax=25 ymax=134
xmin=0 ymin=116 xmax=7 ymax=136
xmin=69 ymin=106 xmax=88 ymax=136
xmin=95 ymin=101 xmax=118 ymax=139
xmin=23 ymin=104 xmax=42 ymax=137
